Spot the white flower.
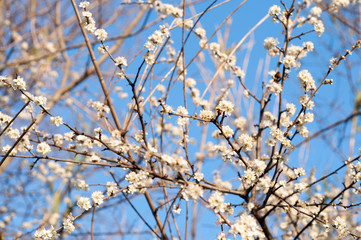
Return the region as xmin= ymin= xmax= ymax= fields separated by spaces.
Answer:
xmin=324 ymin=78 xmax=333 ymax=85
xmin=97 ymin=45 xmax=108 ymax=54
xmin=34 ymin=225 xmax=58 ymax=240
xmin=176 ymin=106 xmax=189 ymax=126
xmin=173 ymin=205 xmax=181 ymax=214
xmin=34 ymin=96 xmax=47 ymax=106
xmin=302 ymin=112 xmax=314 ymax=123
xmin=233 ymin=66 xmax=245 ymax=78
xmin=125 ymin=170 xmax=153 ymax=194
xmin=297 ymin=69 xmax=316 ymax=92
xmin=242 ymin=169 xmax=257 ymax=186
xmin=147 ymin=30 xmax=165 ymax=46
xmin=280 ymin=112 xmax=291 ymax=127
xmin=194 ymin=172 xmax=204 ymax=181
xmin=298 ymin=94 xmax=314 ymax=109
xmin=144 ymin=51 xmax=155 ymax=65
xmin=250 ymin=159 xmax=266 ymax=177
xmin=176 ymin=106 xmax=188 ymax=115
xmin=91 ymin=191 xmax=104 ymax=206
xmin=79 ymin=1 xmax=90 ymax=8
xmin=63 ymin=213 xmax=75 ymax=234
xmin=303 ymin=41 xmax=314 ymax=52
xmin=199 ymin=109 xmax=214 ymax=122
xmin=194 ymin=27 xmax=206 ymax=38
xmin=266 ymin=80 xmax=282 ymax=95
xmin=106 ymin=182 xmax=118 ymax=197
xmin=310 ymin=6 xmax=322 ymax=17
xmin=77 ymin=197 xmax=92 ymax=211
xmin=217 ymin=231 xmax=227 ymax=240
xmin=64 ymin=131 xmax=75 ymax=141
xmin=144 ymin=40 xmax=155 ymax=51
xmin=234 ymin=116 xmax=246 ymax=129
xmin=288 ymin=45 xmax=306 ymax=59
xmin=263 ymin=37 xmax=279 ymax=50
xmin=82 ymin=11 xmax=92 ymax=18
xmin=82 ymin=11 xmax=96 ymax=33
xmin=177 ymin=116 xmax=189 ymax=126
xmin=36 ymin=142 xmax=51 ymax=156
xmin=72 ymin=178 xmax=89 ymax=191
xmin=330 ymin=57 xmax=338 ymax=66
xmin=162 ymin=154 xmax=190 ymax=173
xmin=182 ymin=183 xmax=203 ymax=201
xmin=208 ymin=191 xmax=228 ymax=213
xmin=185 ymin=78 xmax=197 ymax=88
xmin=286 ymin=103 xmax=296 ymax=116
xmin=333 ymin=216 xmax=346 ymax=230
xmin=238 ymin=133 xmax=255 ymax=151
xmin=265 ymin=136 xmax=277 ymax=147
xmin=314 ymin=20 xmax=325 ymax=36
xmin=12 ymin=76 xmax=26 ymax=90
xmin=270 ymin=126 xmax=285 ymax=142
xmin=216 ymin=100 xmax=234 ymax=116
xmin=114 ymin=56 xmax=128 ymax=67
xmin=161 ymin=104 xmax=173 ymax=114
xmin=229 ymin=213 xmax=265 ymax=239
xmin=87 ymin=99 xmax=110 ymax=119
xmin=331 ymin=0 xmax=350 ymax=11
xmin=94 ymin=28 xmax=108 ymax=41
xmin=268 ymin=5 xmax=281 ymax=16
xmin=220 ymin=125 xmax=234 ymax=138
xmin=50 ymin=116 xmax=63 ymax=127
xmin=6 ymin=128 xmax=20 ymax=139
xmin=282 ymin=55 xmax=297 ymax=68
xmin=209 ymin=42 xmax=220 ymax=52
xmin=86 ymin=153 xmax=101 ymax=163
xmin=293 ymin=168 xmax=305 ymax=178
xmin=155 ymin=3 xmax=183 ymax=17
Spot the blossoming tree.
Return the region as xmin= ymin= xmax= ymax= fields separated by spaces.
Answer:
xmin=1 ymin=0 xmax=361 ymax=239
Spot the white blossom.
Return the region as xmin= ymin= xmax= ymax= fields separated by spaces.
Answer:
xmin=34 ymin=96 xmax=47 ymax=106
xmin=114 ymin=56 xmax=128 ymax=67
xmin=314 ymin=20 xmax=325 ymax=36
xmin=229 ymin=213 xmax=265 ymax=239
xmin=220 ymin=125 xmax=234 ymax=139
xmin=269 ymin=5 xmax=281 ymax=22
xmin=94 ymin=28 xmax=108 ymax=41
xmin=106 ymin=182 xmax=118 ymax=197
xmin=36 ymin=142 xmax=51 ymax=156
xmin=194 ymin=172 xmax=204 ymax=181
xmin=144 ymin=51 xmax=155 ymax=65
xmin=77 ymin=197 xmax=92 ymax=211
xmin=282 ymin=55 xmax=297 ymax=68
xmin=91 ymin=191 xmax=104 ymax=206
xmin=34 ymin=225 xmax=58 ymax=240
xmin=297 ymin=69 xmax=316 ymax=92
xmin=199 ymin=109 xmax=214 ymax=122
xmin=12 ymin=76 xmax=26 ymax=90
xmin=79 ymin=1 xmax=89 ymax=8
xmin=238 ymin=134 xmax=255 ymax=151
xmin=216 ymin=100 xmax=234 ymax=116
xmin=310 ymin=6 xmax=322 ymax=17
xmin=263 ymin=37 xmax=279 ymax=50
xmin=182 ymin=183 xmax=203 ymax=201
xmin=72 ymin=178 xmax=89 ymax=191
xmin=50 ymin=116 xmax=63 ymax=127
xmin=63 ymin=213 xmax=75 ymax=234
